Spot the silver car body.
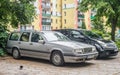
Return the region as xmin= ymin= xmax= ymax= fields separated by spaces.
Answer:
xmin=7 ymin=31 xmax=98 ymax=63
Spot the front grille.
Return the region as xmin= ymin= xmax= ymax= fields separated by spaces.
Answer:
xmin=107 ymin=43 xmax=116 ymax=48
xmin=83 ymin=47 xmax=92 ymax=53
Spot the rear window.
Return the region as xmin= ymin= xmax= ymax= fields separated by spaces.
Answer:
xmin=9 ymin=32 xmax=20 ymax=41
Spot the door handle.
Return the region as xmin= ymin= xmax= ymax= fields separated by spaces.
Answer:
xmin=29 ymin=43 xmax=33 ymax=45
xmin=18 ymin=42 xmax=21 ymax=44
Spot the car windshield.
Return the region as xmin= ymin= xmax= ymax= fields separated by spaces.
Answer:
xmin=42 ymin=31 xmax=70 ymax=42
xmin=81 ymin=30 xmax=101 ymax=39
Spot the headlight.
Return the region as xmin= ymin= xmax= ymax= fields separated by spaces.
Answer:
xmin=74 ymin=49 xmax=83 ymax=54
xmin=97 ymin=41 xmax=107 ymax=47
xmin=111 ymin=41 xmax=117 ymax=47
xmin=95 ymin=43 xmax=104 ymax=51
xmin=92 ymin=47 xmax=96 ymax=52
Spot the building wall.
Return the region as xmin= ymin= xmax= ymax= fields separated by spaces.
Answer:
xmin=84 ymin=10 xmax=91 ymax=30
xmin=32 ymin=16 xmax=40 ymax=31
xmin=62 ymin=0 xmax=78 ymax=29
xmin=51 ymin=0 xmax=62 ymax=29
xmin=32 ymin=0 xmax=41 ymax=31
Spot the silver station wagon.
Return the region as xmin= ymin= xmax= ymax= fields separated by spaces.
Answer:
xmin=6 ymin=31 xmax=98 ymax=66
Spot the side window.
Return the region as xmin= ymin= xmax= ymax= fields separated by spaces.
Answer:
xmin=31 ymin=33 xmax=43 ymax=42
xmin=70 ymin=30 xmax=84 ymax=39
xmin=9 ymin=32 xmax=20 ymax=41
xmin=61 ymin=30 xmax=69 ymax=37
xmin=20 ymin=32 xmax=30 ymax=42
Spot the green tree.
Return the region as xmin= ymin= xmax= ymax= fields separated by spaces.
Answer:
xmin=79 ymin=0 xmax=120 ymax=41
xmin=81 ymin=21 xmax=86 ymax=29
xmin=92 ymin=16 xmax=104 ymax=32
xmin=0 ymin=0 xmax=36 ymax=56
xmin=0 ymin=0 xmax=36 ymax=27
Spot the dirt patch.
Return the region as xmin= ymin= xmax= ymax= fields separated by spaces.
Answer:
xmin=0 ymin=72 xmax=4 ymax=75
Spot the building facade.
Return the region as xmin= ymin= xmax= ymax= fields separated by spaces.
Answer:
xmin=51 ymin=0 xmax=62 ymax=29
xmin=31 ymin=0 xmax=91 ymax=31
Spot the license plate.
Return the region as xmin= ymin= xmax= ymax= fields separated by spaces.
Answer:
xmin=114 ymin=49 xmax=118 ymax=51
xmin=87 ymin=55 xmax=94 ymax=59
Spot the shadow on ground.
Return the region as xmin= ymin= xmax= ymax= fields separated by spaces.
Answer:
xmin=21 ymin=57 xmax=95 ymax=68
xmin=96 ymin=57 xmax=117 ymax=60
xmin=64 ymin=62 xmax=94 ymax=68
xmin=22 ymin=57 xmax=51 ymax=65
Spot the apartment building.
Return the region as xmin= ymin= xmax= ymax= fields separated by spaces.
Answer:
xmin=31 ymin=0 xmax=91 ymax=31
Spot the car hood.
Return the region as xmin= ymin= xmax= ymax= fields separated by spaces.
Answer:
xmin=93 ymin=38 xmax=112 ymax=43
xmin=50 ymin=41 xmax=93 ymax=49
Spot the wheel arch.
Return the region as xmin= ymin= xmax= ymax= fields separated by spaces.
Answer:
xmin=12 ymin=46 xmax=20 ymax=53
xmin=50 ymin=49 xmax=64 ymax=61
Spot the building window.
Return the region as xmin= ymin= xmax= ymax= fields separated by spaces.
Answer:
xmin=60 ymin=19 xmax=61 ymax=23
xmin=64 ymin=19 xmax=66 ymax=24
xmin=51 ymin=11 xmax=53 ymax=15
xmin=51 ymin=3 xmax=53 ymax=6
xmin=51 ymin=19 xmax=53 ymax=23
xmin=56 ymin=4 xmax=57 ymax=8
xmin=64 ymin=11 xmax=66 ymax=16
xmin=64 ymin=4 xmax=66 ymax=8
xmin=56 ymin=12 xmax=57 ymax=16
xmin=56 ymin=19 xmax=57 ymax=23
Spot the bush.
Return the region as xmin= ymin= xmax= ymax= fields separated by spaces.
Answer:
xmin=0 ymin=24 xmax=9 ymax=56
xmin=102 ymin=34 xmax=111 ymax=40
xmin=92 ymin=29 xmax=111 ymax=40
xmin=115 ymin=39 xmax=120 ymax=51
xmin=91 ymin=29 xmax=103 ymax=37
xmin=0 ymin=48 xmax=6 ymax=56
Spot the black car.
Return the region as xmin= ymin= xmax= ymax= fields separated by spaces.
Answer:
xmin=54 ymin=29 xmax=118 ymax=58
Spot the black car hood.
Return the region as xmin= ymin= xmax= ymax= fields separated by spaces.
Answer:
xmin=93 ymin=38 xmax=112 ymax=43
xmin=99 ymin=39 xmax=112 ymax=43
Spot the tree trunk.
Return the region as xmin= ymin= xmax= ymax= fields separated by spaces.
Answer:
xmin=111 ymin=18 xmax=117 ymax=41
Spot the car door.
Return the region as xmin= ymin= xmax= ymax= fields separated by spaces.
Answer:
xmin=69 ymin=30 xmax=86 ymax=42
xmin=28 ymin=32 xmax=49 ymax=59
xmin=18 ymin=32 xmax=31 ymax=55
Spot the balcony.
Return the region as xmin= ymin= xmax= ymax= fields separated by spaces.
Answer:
xmin=42 ymin=13 xmax=51 ymax=17
xmin=78 ymin=15 xmax=84 ymax=19
xmin=42 ymin=22 xmax=51 ymax=25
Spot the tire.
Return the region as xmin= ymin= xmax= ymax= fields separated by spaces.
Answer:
xmin=12 ymin=48 xmax=21 ymax=59
xmin=51 ymin=51 xmax=64 ymax=66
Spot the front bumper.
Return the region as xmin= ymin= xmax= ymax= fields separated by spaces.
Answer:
xmin=64 ymin=52 xmax=98 ymax=63
xmin=98 ymin=48 xmax=119 ymax=58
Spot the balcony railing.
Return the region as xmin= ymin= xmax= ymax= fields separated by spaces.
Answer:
xmin=78 ymin=15 xmax=84 ymax=19
xmin=42 ymin=22 xmax=51 ymax=25
xmin=42 ymin=13 xmax=51 ymax=17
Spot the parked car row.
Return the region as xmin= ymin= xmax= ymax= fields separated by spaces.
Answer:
xmin=6 ymin=29 xmax=118 ymax=66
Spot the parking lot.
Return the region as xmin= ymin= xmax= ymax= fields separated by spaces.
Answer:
xmin=0 ymin=53 xmax=120 ymax=75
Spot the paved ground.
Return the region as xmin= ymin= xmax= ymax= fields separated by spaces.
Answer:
xmin=0 ymin=53 xmax=120 ymax=75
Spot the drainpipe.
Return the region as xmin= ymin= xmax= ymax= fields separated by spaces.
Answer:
xmin=60 ymin=0 xmax=62 ymax=29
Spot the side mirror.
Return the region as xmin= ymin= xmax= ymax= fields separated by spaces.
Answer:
xmin=74 ymin=35 xmax=85 ymax=39
xmin=38 ymin=40 xmax=45 ymax=44
xmin=78 ymin=35 xmax=85 ymax=39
